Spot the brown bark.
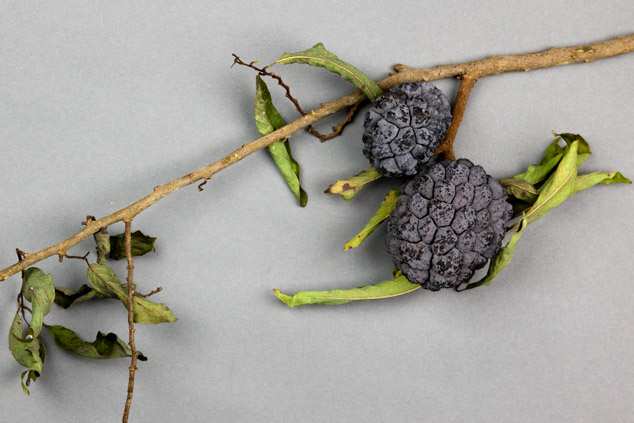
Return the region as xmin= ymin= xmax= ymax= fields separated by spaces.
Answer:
xmin=1 ymin=34 xmax=633 ymax=282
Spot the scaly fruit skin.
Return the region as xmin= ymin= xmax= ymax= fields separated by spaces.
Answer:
xmin=362 ymin=82 xmax=452 ymax=177
xmin=385 ymin=159 xmax=513 ymax=291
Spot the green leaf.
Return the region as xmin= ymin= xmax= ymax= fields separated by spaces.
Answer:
xmin=8 ymin=311 xmax=45 ymax=395
xmin=325 ymin=167 xmax=382 ymax=201
xmin=500 ymin=177 xmax=539 ymax=204
xmin=273 ymin=275 xmax=420 ymax=307
xmin=21 ymin=268 xmax=55 ymax=337
xmin=93 ymin=227 xmax=110 ymax=264
xmin=514 ymin=137 xmax=565 ymax=186
xmin=344 ymin=189 xmax=400 ymax=251
xmin=514 ymin=153 xmax=563 ymax=186
xmin=460 ymin=216 xmax=528 ymax=290
xmin=572 ymin=171 xmax=631 ymax=195
xmin=523 ymin=141 xmax=579 ymax=224
xmin=254 ymin=75 xmax=285 ymax=133
xmin=45 ymin=325 xmax=147 ymax=361
xmin=86 ymin=264 xmax=177 ymax=324
xmin=255 ymin=75 xmax=307 ymax=207
xmin=272 ymin=42 xmax=383 ymax=102
xmin=539 ymin=138 xmax=565 ymax=165
xmin=556 ymin=132 xmax=591 ymax=166
xmin=54 ymin=284 xmax=111 ymax=309
xmin=109 ymin=230 xmax=156 ymax=261
xmin=513 ymin=134 xmax=589 ymax=186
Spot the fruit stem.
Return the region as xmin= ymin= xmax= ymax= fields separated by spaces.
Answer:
xmin=435 ymin=75 xmax=478 ymax=161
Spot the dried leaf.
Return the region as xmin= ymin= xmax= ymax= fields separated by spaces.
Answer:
xmin=54 ymin=284 xmax=110 ymax=309
xmin=109 ymin=230 xmax=156 ymax=261
xmin=460 ymin=216 xmax=528 ymax=290
xmin=86 ymin=264 xmax=177 ymax=324
xmin=93 ymin=228 xmax=110 ymax=264
xmin=325 ymin=167 xmax=382 ymax=201
xmin=255 ymin=75 xmax=307 ymax=206
xmin=556 ymin=132 xmax=591 ymax=166
xmin=272 ymin=42 xmax=383 ymax=102
xmin=344 ymin=189 xmax=400 ymax=251
xmin=8 ymin=311 xmax=45 ymax=395
xmin=21 ymin=268 xmax=55 ymax=337
xmin=500 ymin=177 xmax=539 ymax=203
xmin=45 ymin=325 xmax=147 ymax=361
xmin=274 ymin=275 xmax=420 ymax=307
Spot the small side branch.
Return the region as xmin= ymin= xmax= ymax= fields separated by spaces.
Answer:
xmin=434 ymin=76 xmax=478 ymax=160
xmin=122 ymin=220 xmax=137 ymax=423
xmin=232 ymin=54 xmax=359 ymax=141
xmin=135 ymin=286 xmax=162 ymax=298
xmin=316 ymin=103 xmax=360 ymax=142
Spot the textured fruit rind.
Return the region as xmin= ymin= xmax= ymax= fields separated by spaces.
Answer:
xmin=385 ymin=159 xmax=513 ymax=291
xmin=362 ymin=82 xmax=452 ymax=177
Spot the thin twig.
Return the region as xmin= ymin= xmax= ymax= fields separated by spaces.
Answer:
xmin=316 ymin=103 xmax=361 ymax=142
xmin=232 ymin=54 xmax=359 ymax=141
xmin=122 ymin=220 xmax=137 ymax=423
xmin=1 ymin=34 xmax=633 ymax=282
xmin=434 ymin=76 xmax=478 ymax=160
xmin=134 ymin=286 xmax=162 ymax=298
xmin=197 ymin=178 xmax=210 ymax=192
xmin=61 ymin=252 xmax=91 ymax=261
xmin=232 ymin=54 xmax=307 ymax=114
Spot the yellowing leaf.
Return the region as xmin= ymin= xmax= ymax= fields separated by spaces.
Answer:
xmin=572 ymin=171 xmax=631 ymax=195
xmin=325 ymin=167 xmax=382 ymax=201
xmin=274 ymin=275 xmax=420 ymax=307
xmin=523 ymin=141 xmax=579 ymax=224
xmin=344 ymin=189 xmax=400 ymax=250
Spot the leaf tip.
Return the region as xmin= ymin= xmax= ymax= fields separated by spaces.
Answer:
xmin=299 ymin=192 xmax=308 ymax=207
xmin=273 ymin=289 xmax=295 ymax=307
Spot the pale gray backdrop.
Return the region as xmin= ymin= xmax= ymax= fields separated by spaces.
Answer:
xmin=1 ymin=1 xmax=633 ymax=422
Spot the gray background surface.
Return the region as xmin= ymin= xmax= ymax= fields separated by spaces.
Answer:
xmin=1 ymin=1 xmax=633 ymax=422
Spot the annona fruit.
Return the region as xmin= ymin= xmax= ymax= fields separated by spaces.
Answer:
xmin=385 ymin=159 xmax=513 ymax=291
xmin=362 ymin=82 xmax=452 ymax=177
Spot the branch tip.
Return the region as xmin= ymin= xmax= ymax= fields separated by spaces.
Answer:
xmin=197 ymin=178 xmax=210 ymax=192
xmin=393 ymin=64 xmax=409 ymax=73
